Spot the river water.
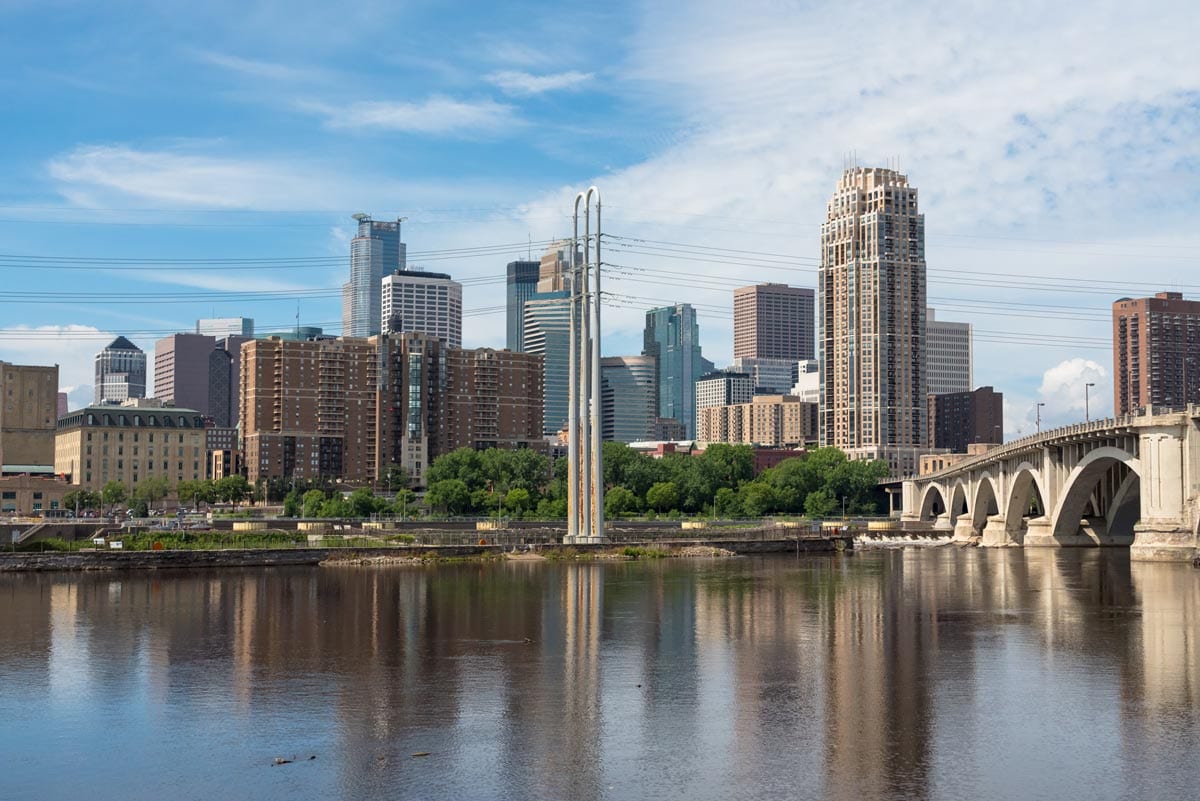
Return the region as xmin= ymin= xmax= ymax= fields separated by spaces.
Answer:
xmin=1 ymin=548 xmax=1197 ymax=801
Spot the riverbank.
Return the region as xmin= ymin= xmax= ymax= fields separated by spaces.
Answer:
xmin=0 ymin=536 xmax=850 ymax=572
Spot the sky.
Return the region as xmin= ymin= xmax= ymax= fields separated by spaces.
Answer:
xmin=1 ymin=0 xmax=1198 ymax=434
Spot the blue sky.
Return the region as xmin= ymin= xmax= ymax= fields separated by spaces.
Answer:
xmin=1 ymin=0 xmax=1198 ymax=433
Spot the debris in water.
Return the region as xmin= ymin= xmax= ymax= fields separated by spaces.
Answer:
xmin=412 ymin=752 xmax=431 ymax=758
xmin=272 ymin=757 xmax=293 ymax=766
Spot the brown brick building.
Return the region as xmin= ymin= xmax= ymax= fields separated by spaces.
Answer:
xmin=1113 ymin=292 xmax=1200 ymax=414
xmin=240 ymin=335 xmax=544 ymax=488
xmin=927 ymin=386 xmax=1003 ymax=453
xmin=440 ymin=348 xmax=543 ymax=452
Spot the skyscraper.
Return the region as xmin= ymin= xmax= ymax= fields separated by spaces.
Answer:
xmin=342 ymin=214 xmax=407 ymax=338
xmin=642 ymin=303 xmax=712 ymax=438
xmin=94 ymin=336 xmax=146 ymax=404
xmin=926 ymin=308 xmax=972 ymax=395
xmin=380 ymin=268 xmax=463 ymax=348
xmin=440 ymin=348 xmax=544 ymax=452
xmin=506 ymin=260 xmax=540 ymax=351
xmin=928 ymin=386 xmax=1003 ymax=453
xmin=154 ymin=333 xmax=216 ymax=414
xmin=1113 ymin=292 xmax=1200 ymax=414
xmin=733 ymin=283 xmax=815 ymax=361
xmin=696 ymin=370 xmax=754 ymax=411
xmin=522 ymin=291 xmax=572 ymax=436
xmin=600 ymin=356 xmax=658 ymax=443
xmin=819 ymin=167 xmax=927 ymax=476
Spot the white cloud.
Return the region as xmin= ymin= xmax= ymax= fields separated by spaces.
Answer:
xmin=486 ymin=70 xmax=593 ymax=96
xmin=306 ymin=96 xmax=520 ymax=135
xmin=191 ymin=49 xmax=322 ymax=81
xmin=48 ymin=145 xmax=345 ymax=209
xmin=0 ymin=325 xmax=116 ymax=394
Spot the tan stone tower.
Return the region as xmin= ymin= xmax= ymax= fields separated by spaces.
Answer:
xmin=818 ymin=167 xmax=927 ymax=476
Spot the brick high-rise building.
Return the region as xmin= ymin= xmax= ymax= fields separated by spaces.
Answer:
xmin=241 ymin=337 xmax=380 ymax=485
xmin=1113 ymin=292 xmax=1200 ymax=414
xmin=818 ymin=167 xmax=927 ymax=476
xmin=240 ymin=334 xmax=546 ymax=488
xmin=440 ymin=348 xmax=543 ymax=452
xmin=733 ymin=283 xmax=814 ymax=361
xmin=927 ymin=386 xmax=1003 ymax=453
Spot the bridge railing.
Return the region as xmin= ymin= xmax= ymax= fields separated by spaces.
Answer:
xmin=903 ymin=407 xmax=1188 ymax=482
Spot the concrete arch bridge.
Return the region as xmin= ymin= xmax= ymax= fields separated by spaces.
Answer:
xmin=901 ymin=407 xmax=1200 ymax=562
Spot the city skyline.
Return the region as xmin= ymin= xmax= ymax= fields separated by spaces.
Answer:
xmin=0 ymin=1 xmax=1196 ymax=436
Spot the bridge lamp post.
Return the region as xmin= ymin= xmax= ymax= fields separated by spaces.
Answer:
xmin=1085 ymin=382 xmax=1095 ymax=422
xmin=1035 ymin=402 xmax=1046 ymax=433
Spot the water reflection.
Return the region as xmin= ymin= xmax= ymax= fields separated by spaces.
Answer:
xmin=0 ymin=550 xmax=1197 ymax=801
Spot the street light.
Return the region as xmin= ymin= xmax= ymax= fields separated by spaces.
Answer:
xmin=1035 ymin=402 xmax=1046 ymax=433
xmin=1085 ymin=382 xmax=1096 ymax=422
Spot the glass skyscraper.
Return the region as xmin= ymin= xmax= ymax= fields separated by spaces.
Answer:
xmin=522 ymin=291 xmax=572 ymax=436
xmin=506 ymin=260 xmax=540 ymax=352
xmin=642 ymin=304 xmax=712 ymax=439
xmin=600 ymin=356 xmax=658 ymax=443
xmin=342 ymin=215 xmax=407 ymax=338
xmin=94 ymin=336 xmax=147 ymax=404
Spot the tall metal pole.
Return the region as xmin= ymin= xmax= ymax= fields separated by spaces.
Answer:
xmin=1085 ymin=382 xmax=1095 ymax=422
xmin=588 ymin=189 xmax=605 ymax=540
xmin=567 ymin=193 xmax=583 ymax=543
xmin=580 ymin=195 xmax=592 ymax=541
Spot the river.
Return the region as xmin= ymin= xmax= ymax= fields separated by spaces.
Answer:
xmin=1 ymin=548 xmax=1197 ymax=800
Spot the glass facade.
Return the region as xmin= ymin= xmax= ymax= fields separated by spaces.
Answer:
xmin=342 ymin=216 xmax=406 ymax=338
xmin=642 ymin=304 xmax=712 ymax=439
xmin=506 ymin=260 xmax=540 ymax=352
xmin=600 ymin=356 xmax=658 ymax=443
xmin=94 ymin=336 xmax=147 ymax=404
xmin=522 ymin=290 xmax=572 ymax=436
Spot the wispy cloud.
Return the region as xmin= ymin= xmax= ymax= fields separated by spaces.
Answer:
xmin=486 ymin=70 xmax=593 ymax=96
xmin=190 ymin=49 xmax=323 ymax=81
xmin=303 ymin=96 xmax=521 ymax=135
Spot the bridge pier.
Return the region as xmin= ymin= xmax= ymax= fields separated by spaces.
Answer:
xmin=980 ymin=514 xmax=1021 ymax=548
xmin=1021 ymin=516 xmax=1056 ymax=547
xmin=1130 ymin=523 xmax=1198 ymax=562
xmin=933 ymin=513 xmax=953 ymax=532
xmin=952 ymin=518 xmax=977 ymax=543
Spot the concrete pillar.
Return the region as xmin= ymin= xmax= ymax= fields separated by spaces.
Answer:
xmin=952 ymin=517 xmax=977 ymax=543
xmin=1132 ymin=428 xmax=1197 ymax=561
xmin=980 ymin=514 xmax=1020 ymax=548
xmin=933 ymin=513 xmax=953 ymax=531
xmin=1022 ymin=516 xmax=1058 ymax=547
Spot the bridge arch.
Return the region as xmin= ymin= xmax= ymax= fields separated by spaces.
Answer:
xmin=1004 ymin=464 xmax=1047 ymax=538
xmin=948 ymin=482 xmax=968 ymax=525
xmin=1050 ymin=447 xmax=1141 ymax=543
xmin=971 ymin=474 xmax=999 ymax=534
xmin=918 ymin=483 xmax=948 ymax=523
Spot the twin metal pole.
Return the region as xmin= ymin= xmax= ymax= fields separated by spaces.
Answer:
xmin=566 ymin=187 xmax=606 ymax=544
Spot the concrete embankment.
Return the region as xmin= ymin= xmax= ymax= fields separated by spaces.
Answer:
xmin=0 ymin=536 xmax=850 ymax=572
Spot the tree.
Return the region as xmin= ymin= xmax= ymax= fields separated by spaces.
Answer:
xmin=63 ymin=489 xmax=100 ymax=514
xmin=349 ymin=487 xmax=384 ymax=517
xmin=604 ymin=486 xmax=638 ymax=518
xmin=804 ymin=487 xmax=839 ymax=519
xmin=645 ymin=481 xmax=679 ymax=513
xmin=215 ymin=475 xmax=250 ymax=509
xmin=740 ymin=481 xmax=778 ymax=517
xmin=700 ymin=444 xmax=755 ymax=488
xmin=134 ymin=477 xmax=170 ymax=509
xmin=714 ymin=487 xmax=743 ymax=518
xmin=318 ymin=497 xmax=352 ymax=518
xmin=503 ymin=487 xmax=531 ymax=516
xmin=392 ymin=489 xmax=416 ymax=519
xmin=383 ymin=464 xmax=411 ymax=493
xmin=101 ymin=480 xmax=127 ymax=515
xmin=301 ymin=489 xmax=327 ymax=518
xmin=426 ymin=479 xmax=471 ymax=515
xmin=282 ymin=489 xmax=301 ymax=518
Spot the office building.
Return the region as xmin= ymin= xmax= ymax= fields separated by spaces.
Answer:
xmin=733 ymin=283 xmax=815 ymax=361
xmin=55 ymin=399 xmax=206 ymax=490
xmin=154 ymin=334 xmax=216 ymax=415
xmin=698 ymin=395 xmax=817 ymax=448
xmin=380 ymin=268 xmax=463 ymax=348
xmin=696 ymin=371 xmax=753 ymax=411
xmin=374 ymin=333 xmax=445 ymax=489
xmin=926 ymin=308 xmax=972 ymax=395
xmin=790 ymin=359 xmax=819 ymax=404
xmin=342 ymin=214 xmax=407 ymax=338
xmin=506 ymin=260 xmax=541 ymax=352
xmin=643 ymin=304 xmax=713 ymax=439
xmin=441 ymin=348 xmax=544 ymax=452
xmin=600 ymin=356 xmax=658 ymax=443
xmin=94 ymin=336 xmax=147 ymax=405
xmin=57 ymin=393 xmax=68 ymax=420
xmin=523 ymin=291 xmax=572 ymax=436
xmin=210 ymin=335 xmax=251 ymax=428
xmin=927 ymin=386 xmax=1004 ymax=453
xmin=729 ymin=356 xmax=797 ymax=394
xmin=537 ymin=240 xmax=573 ymax=293
xmin=1113 ymin=292 xmax=1200 ymax=414
xmin=196 ymin=317 xmax=254 ymax=338
xmin=818 ymin=167 xmax=927 ymax=476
